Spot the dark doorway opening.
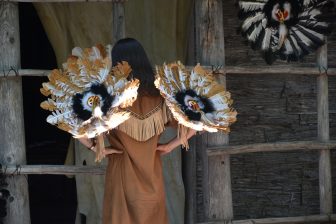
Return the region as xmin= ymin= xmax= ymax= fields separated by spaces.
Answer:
xmin=19 ymin=3 xmax=77 ymax=224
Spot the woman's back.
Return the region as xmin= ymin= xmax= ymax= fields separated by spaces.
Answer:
xmin=103 ymin=95 xmax=169 ymax=224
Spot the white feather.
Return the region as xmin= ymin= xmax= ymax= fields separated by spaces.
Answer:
xmin=297 ymin=24 xmax=324 ymax=41
xmin=105 ymin=44 xmax=113 ymax=60
xmin=178 ymin=69 xmax=188 ymax=90
xmin=98 ymin=67 xmax=110 ymax=82
xmin=278 ymin=23 xmax=288 ymax=49
xmin=262 ymin=18 xmax=267 ymax=28
xmin=292 ymin=27 xmax=313 ymax=47
xmin=287 ymin=33 xmax=302 ymax=55
xmin=47 ymin=110 xmax=72 ymax=124
xmin=262 ymin=28 xmax=272 ymax=50
xmin=283 ymin=39 xmax=294 ymax=55
xmin=242 ymin=13 xmax=264 ymax=31
xmin=93 ymin=107 xmax=103 ymax=118
xmin=248 ymin=22 xmax=263 ymax=42
xmin=209 ymin=94 xmax=229 ymax=110
xmin=90 ymin=46 xmax=101 ymax=61
xmin=239 ymin=2 xmax=265 ymax=12
xmin=43 ymin=83 xmax=65 ymax=97
xmin=299 ymin=8 xmax=320 ymax=18
xmin=72 ymin=47 xmax=83 ymax=58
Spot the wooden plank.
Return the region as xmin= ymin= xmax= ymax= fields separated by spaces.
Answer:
xmin=6 ymin=0 xmax=116 ymax=2
xmin=197 ymin=214 xmax=336 ymax=224
xmin=2 ymin=165 xmax=106 ymax=175
xmin=195 ymin=0 xmax=232 ymax=221
xmin=316 ymin=42 xmax=333 ymax=214
xmin=3 ymin=66 xmax=336 ymax=77
xmin=182 ymin=137 xmax=197 ymax=224
xmin=183 ymin=9 xmax=197 ymax=224
xmin=0 ymin=2 xmax=30 ymax=224
xmin=207 ymin=141 xmax=336 ymax=156
xmin=112 ymin=2 xmax=125 ymax=44
xmin=224 ymin=66 xmax=336 ymax=76
xmin=0 ymin=69 xmax=50 ymax=77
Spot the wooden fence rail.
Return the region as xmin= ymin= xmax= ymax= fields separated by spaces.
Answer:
xmin=198 ymin=214 xmax=336 ymax=224
xmin=1 ymin=165 xmax=106 ymax=175
xmin=207 ymin=140 xmax=336 ymax=156
xmin=1 ymin=67 xmax=336 ymax=77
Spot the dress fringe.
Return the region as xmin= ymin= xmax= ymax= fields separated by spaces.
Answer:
xmin=116 ymin=103 xmax=171 ymax=142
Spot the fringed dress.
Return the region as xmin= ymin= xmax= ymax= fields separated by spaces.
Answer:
xmin=102 ymin=95 xmax=173 ymax=224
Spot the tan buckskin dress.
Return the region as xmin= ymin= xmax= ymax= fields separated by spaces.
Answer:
xmin=102 ymin=95 xmax=174 ymax=224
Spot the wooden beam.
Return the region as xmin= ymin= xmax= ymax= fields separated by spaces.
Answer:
xmin=0 ymin=69 xmax=50 ymax=77
xmin=195 ymin=0 xmax=233 ymax=221
xmin=197 ymin=214 xmax=336 ymax=224
xmin=224 ymin=66 xmax=336 ymax=76
xmin=112 ymin=1 xmax=125 ymax=44
xmin=182 ymin=137 xmax=197 ymax=224
xmin=207 ymin=141 xmax=336 ymax=156
xmin=5 ymin=0 xmax=117 ymax=2
xmin=3 ymin=66 xmax=336 ymax=77
xmin=2 ymin=165 xmax=106 ymax=175
xmin=0 ymin=2 xmax=30 ymax=224
xmin=316 ymin=42 xmax=333 ymax=214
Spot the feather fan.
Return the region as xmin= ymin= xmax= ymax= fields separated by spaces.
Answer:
xmin=155 ymin=62 xmax=237 ymax=133
xmin=238 ymin=0 xmax=335 ymax=64
xmin=41 ymin=44 xmax=139 ymax=161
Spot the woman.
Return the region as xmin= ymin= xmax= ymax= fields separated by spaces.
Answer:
xmin=80 ymin=38 xmax=196 ymax=224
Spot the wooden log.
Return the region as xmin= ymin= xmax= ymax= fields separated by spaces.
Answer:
xmin=183 ymin=10 xmax=197 ymax=224
xmin=7 ymin=0 xmax=117 ymax=2
xmin=3 ymin=66 xmax=336 ymax=77
xmin=2 ymin=165 xmax=106 ymax=175
xmin=207 ymin=140 xmax=336 ymax=156
xmin=112 ymin=2 xmax=125 ymax=44
xmin=0 ymin=69 xmax=50 ymax=77
xmin=182 ymin=137 xmax=197 ymax=224
xmin=224 ymin=66 xmax=336 ymax=76
xmin=0 ymin=2 xmax=30 ymax=224
xmin=195 ymin=0 xmax=232 ymax=221
xmin=316 ymin=42 xmax=333 ymax=214
xmin=197 ymin=214 xmax=336 ymax=224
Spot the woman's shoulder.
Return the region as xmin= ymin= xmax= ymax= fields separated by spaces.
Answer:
xmin=129 ymin=94 xmax=163 ymax=113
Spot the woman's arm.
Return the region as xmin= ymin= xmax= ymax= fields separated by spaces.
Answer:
xmin=77 ymin=137 xmax=95 ymax=150
xmin=157 ymin=129 xmax=197 ymax=155
xmin=77 ymin=136 xmax=123 ymax=156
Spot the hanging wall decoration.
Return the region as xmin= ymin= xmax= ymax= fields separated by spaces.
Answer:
xmin=155 ymin=62 xmax=237 ymax=137
xmin=40 ymin=44 xmax=139 ymax=161
xmin=238 ymin=0 xmax=335 ymax=64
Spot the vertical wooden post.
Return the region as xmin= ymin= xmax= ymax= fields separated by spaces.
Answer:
xmin=112 ymin=2 xmax=125 ymax=44
xmin=316 ymin=42 xmax=333 ymax=214
xmin=0 ymin=2 xmax=30 ymax=224
xmin=184 ymin=8 xmax=197 ymax=224
xmin=195 ymin=0 xmax=233 ymax=221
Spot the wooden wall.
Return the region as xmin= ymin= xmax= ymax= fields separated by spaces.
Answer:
xmin=228 ymin=74 xmax=336 ymax=220
xmin=194 ymin=1 xmax=336 ymax=221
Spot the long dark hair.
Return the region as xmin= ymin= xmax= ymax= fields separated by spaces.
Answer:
xmin=112 ymin=38 xmax=159 ymax=96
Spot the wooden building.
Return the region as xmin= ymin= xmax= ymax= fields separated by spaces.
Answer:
xmin=0 ymin=0 xmax=335 ymax=224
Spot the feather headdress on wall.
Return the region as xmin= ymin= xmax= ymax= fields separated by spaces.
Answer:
xmin=40 ymin=44 xmax=139 ymax=161
xmin=238 ymin=0 xmax=335 ymax=64
xmin=155 ymin=62 xmax=237 ymax=135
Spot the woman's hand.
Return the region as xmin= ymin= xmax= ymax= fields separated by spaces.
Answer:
xmin=90 ymin=145 xmax=123 ymax=156
xmin=156 ymin=144 xmax=173 ymax=156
